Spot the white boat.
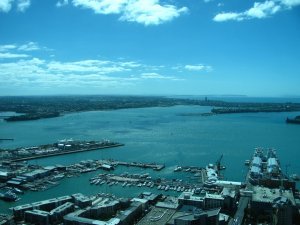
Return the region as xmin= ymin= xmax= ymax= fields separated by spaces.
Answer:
xmin=174 ymin=166 xmax=182 ymax=172
xmin=53 ymin=174 xmax=65 ymax=181
xmin=290 ymin=174 xmax=300 ymax=181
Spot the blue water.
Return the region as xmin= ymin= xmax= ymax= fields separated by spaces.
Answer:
xmin=0 ymin=104 xmax=300 ymax=213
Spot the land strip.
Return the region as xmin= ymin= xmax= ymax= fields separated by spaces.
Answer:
xmin=1 ymin=95 xmax=300 ymax=122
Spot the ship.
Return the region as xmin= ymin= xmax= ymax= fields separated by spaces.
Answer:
xmin=286 ymin=115 xmax=300 ymax=124
xmin=174 ymin=166 xmax=182 ymax=172
xmin=0 ymin=190 xmax=20 ymax=202
xmin=247 ymin=147 xmax=296 ymax=191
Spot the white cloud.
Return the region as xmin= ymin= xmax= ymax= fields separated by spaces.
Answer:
xmin=119 ymin=61 xmax=141 ymax=68
xmin=213 ymin=0 xmax=300 ymax=22
xmin=0 ymin=57 xmax=140 ymax=89
xmin=70 ymin=0 xmax=188 ymax=25
xmin=0 ymin=0 xmax=31 ymax=13
xmin=18 ymin=42 xmax=40 ymax=51
xmin=17 ymin=0 xmax=30 ymax=12
xmin=46 ymin=59 xmax=137 ymax=74
xmin=0 ymin=44 xmax=17 ymax=52
xmin=184 ymin=64 xmax=212 ymax=72
xmin=245 ymin=1 xmax=281 ymax=19
xmin=1 ymin=43 xmax=209 ymax=93
xmin=281 ymin=0 xmax=300 ymax=7
xmin=0 ymin=43 xmax=38 ymax=58
xmin=141 ymin=72 xmax=165 ymax=79
xmin=140 ymin=72 xmax=182 ymax=80
xmin=0 ymin=0 xmax=13 ymax=12
xmin=213 ymin=12 xmax=241 ymax=22
xmin=0 ymin=52 xmax=29 ymax=59
xmin=120 ymin=0 xmax=188 ymax=26
xmin=72 ymin=0 xmax=127 ymax=14
xmin=56 ymin=0 xmax=69 ymax=8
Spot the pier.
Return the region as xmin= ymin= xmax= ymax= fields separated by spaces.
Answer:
xmin=114 ymin=160 xmax=165 ymax=171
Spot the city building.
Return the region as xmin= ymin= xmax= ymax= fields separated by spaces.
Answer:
xmin=72 ymin=193 xmax=92 ymax=209
xmin=24 ymin=209 xmax=50 ymax=225
xmin=178 ymin=192 xmax=205 ymax=208
xmin=204 ymin=193 xmax=224 ymax=210
xmin=250 ymin=186 xmax=296 ymax=225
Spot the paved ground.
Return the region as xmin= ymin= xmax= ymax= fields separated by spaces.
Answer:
xmin=137 ymin=207 xmax=176 ymax=225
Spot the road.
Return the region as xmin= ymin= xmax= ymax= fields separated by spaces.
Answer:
xmin=228 ymin=196 xmax=249 ymax=225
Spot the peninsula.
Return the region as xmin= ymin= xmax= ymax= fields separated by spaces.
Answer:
xmin=1 ymin=96 xmax=300 ymax=122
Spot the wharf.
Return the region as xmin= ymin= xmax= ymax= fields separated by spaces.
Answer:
xmin=9 ymin=143 xmax=124 ymax=162
xmin=0 ymin=140 xmax=124 ymax=163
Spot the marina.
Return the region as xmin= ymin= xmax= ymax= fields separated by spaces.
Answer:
xmin=88 ymin=171 xmax=206 ymax=192
xmin=0 ymin=153 xmax=221 ymax=202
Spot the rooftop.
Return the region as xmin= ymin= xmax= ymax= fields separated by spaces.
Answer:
xmin=252 ymin=186 xmax=296 ymax=206
xmin=178 ymin=192 xmax=205 ymax=202
xmin=205 ymin=193 xmax=224 ymax=200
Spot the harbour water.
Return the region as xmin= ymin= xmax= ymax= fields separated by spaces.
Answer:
xmin=1 ymin=104 xmax=300 ymax=213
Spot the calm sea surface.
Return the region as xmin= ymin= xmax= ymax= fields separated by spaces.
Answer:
xmin=0 ymin=104 xmax=300 ymax=213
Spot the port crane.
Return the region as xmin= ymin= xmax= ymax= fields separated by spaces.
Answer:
xmin=216 ymin=154 xmax=225 ymax=171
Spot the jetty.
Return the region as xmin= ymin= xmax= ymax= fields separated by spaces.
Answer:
xmin=114 ymin=161 xmax=165 ymax=171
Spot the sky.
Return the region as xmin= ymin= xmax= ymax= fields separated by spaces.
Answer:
xmin=0 ymin=0 xmax=300 ymax=97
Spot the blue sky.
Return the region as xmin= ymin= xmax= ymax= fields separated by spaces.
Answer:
xmin=0 ymin=0 xmax=300 ymax=96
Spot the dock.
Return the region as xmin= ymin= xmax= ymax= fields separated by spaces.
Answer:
xmin=89 ymin=172 xmax=203 ymax=192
